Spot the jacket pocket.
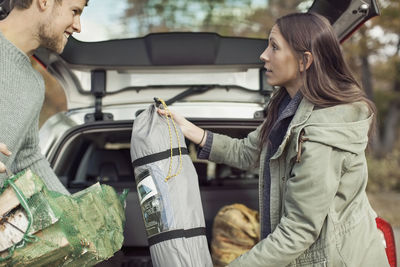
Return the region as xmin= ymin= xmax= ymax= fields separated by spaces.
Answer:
xmin=334 ymin=210 xmax=388 ymax=266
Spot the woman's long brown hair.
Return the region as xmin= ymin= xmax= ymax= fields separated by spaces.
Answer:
xmin=259 ymin=12 xmax=376 ymax=146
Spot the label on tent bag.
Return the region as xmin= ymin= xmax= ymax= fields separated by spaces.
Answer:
xmin=135 ymin=167 xmax=173 ymax=237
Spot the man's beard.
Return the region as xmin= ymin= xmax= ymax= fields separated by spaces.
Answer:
xmin=38 ymin=23 xmax=65 ymax=54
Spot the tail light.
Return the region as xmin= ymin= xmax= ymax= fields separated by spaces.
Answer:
xmin=376 ymin=217 xmax=397 ymax=267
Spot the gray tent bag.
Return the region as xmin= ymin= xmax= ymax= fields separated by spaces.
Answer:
xmin=130 ymin=102 xmax=212 ymax=267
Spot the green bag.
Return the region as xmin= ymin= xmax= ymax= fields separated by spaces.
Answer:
xmin=0 ymin=169 xmax=127 ymax=267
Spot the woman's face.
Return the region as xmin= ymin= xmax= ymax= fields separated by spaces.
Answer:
xmin=260 ymin=25 xmax=302 ymax=95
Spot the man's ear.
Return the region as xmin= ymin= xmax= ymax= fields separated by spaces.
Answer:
xmin=37 ymin=0 xmax=50 ymax=11
xmin=299 ymin=51 xmax=313 ymax=72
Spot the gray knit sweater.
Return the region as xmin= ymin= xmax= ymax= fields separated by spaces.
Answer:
xmin=0 ymin=31 xmax=69 ymax=194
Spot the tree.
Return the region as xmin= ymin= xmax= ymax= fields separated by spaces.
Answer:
xmin=122 ymin=0 xmax=306 ymax=38
xmin=341 ymin=0 xmax=400 ymax=157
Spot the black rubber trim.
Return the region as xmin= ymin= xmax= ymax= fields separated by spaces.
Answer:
xmin=60 ymin=33 xmax=266 ymax=67
xmin=132 ymin=147 xmax=188 ymax=168
xmin=148 ymin=227 xmax=206 ymax=246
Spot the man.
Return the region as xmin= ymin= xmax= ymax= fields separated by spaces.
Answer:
xmin=0 ymin=0 xmax=88 ymax=194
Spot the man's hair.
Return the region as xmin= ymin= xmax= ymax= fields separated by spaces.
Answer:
xmin=11 ymin=0 xmax=89 ymax=10
xmin=10 ymin=0 xmax=34 ymax=9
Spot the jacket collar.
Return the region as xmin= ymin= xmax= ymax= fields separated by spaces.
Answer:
xmin=276 ymin=90 xmax=303 ymax=124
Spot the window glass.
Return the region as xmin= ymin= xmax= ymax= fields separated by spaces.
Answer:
xmin=76 ymin=0 xmax=314 ymax=42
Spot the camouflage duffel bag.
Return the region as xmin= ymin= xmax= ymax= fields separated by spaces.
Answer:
xmin=211 ymin=203 xmax=260 ymax=267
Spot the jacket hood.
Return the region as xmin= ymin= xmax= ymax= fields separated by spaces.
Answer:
xmin=299 ymin=101 xmax=373 ymax=154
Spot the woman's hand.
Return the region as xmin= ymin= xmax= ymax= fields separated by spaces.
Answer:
xmin=157 ymin=108 xmax=207 ymax=147
xmin=0 ymin=143 xmax=11 ymax=173
xmin=157 ymin=108 xmax=188 ymax=130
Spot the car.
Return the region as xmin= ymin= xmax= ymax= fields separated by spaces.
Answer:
xmin=1 ymin=0 xmax=396 ymax=266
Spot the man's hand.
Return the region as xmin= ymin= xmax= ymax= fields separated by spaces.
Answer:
xmin=0 ymin=143 xmax=11 ymax=173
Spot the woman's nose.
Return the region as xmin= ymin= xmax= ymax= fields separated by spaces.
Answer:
xmin=260 ymin=48 xmax=269 ymax=62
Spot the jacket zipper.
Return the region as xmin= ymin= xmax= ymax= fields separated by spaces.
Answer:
xmin=296 ymin=129 xmax=309 ymax=163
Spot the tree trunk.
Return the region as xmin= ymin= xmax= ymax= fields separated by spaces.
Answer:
xmin=361 ymin=55 xmax=374 ymax=100
xmin=358 ymin=30 xmax=382 ymax=154
xmin=378 ymin=39 xmax=400 ymax=156
xmin=380 ymin=102 xmax=400 ymax=156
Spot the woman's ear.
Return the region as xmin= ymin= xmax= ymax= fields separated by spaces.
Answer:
xmin=299 ymin=51 xmax=313 ymax=72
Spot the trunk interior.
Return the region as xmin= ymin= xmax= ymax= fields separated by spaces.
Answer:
xmin=49 ymin=119 xmax=261 ymax=266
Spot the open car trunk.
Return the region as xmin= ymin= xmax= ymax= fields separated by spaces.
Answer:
xmin=48 ymin=119 xmax=261 ymax=266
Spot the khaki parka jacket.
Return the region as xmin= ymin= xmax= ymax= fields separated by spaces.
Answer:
xmin=208 ymin=98 xmax=389 ymax=267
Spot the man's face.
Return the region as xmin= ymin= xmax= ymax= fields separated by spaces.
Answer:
xmin=38 ymin=0 xmax=86 ymax=54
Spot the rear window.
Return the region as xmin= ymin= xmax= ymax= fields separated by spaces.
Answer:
xmin=76 ymin=0 xmax=314 ymax=42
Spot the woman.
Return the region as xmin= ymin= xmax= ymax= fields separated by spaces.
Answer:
xmin=159 ymin=13 xmax=389 ymax=266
